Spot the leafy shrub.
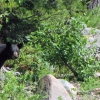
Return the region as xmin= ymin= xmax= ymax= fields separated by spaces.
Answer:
xmin=2 ymin=45 xmax=54 ymax=99
xmin=0 ymin=71 xmax=47 ymax=100
xmin=25 ymin=16 xmax=99 ymax=81
xmin=5 ymin=44 xmax=54 ymax=80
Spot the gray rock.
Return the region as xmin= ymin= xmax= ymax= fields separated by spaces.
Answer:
xmin=1 ymin=66 xmax=12 ymax=72
xmin=58 ymin=79 xmax=77 ymax=96
xmin=82 ymin=28 xmax=100 ymax=47
xmin=37 ymin=74 xmax=72 ymax=100
xmin=82 ymin=28 xmax=100 ymax=35
xmin=82 ymin=28 xmax=100 ymax=60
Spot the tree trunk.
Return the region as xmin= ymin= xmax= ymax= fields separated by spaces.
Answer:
xmin=64 ymin=62 xmax=84 ymax=81
xmin=87 ymin=0 xmax=100 ymax=9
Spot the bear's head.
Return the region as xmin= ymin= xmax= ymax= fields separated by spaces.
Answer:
xmin=6 ymin=42 xmax=23 ymax=59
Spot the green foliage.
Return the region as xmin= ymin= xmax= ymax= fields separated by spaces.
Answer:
xmin=63 ymin=0 xmax=87 ymax=17
xmin=25 ymin=16 xmax=99 ymax=80
xmin=84 ymin=7 xmax=100 ymax=28
xmin=0 ymin=72 xmax=46 ymax=100
xmin=2 ymin=45 xmax=54 ymax=99
xmin=0 ymin=0 xmax=100 ymax=99
xmin=0 ymin=73 xmax=25 ymax=100
xmin=0 ymin=0 xmax=99 ymax=43
xmin=81 ymin=77 xmax=100 ymax=92
xmin=20 ymin=0 xmax=34 ymax=10
xmin=58 ymin=96 xmax=63 ymax=100
xmin=0 ymin=0 xmax=40 ymax=43
xmin=75 ymin=76 xmax=100 ymax=100
xmin=5 ymin=45 xmax=54 ymax=79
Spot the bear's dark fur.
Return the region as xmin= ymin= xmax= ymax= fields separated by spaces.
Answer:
xmin=0 ymin=42 xmax=23 ymax=68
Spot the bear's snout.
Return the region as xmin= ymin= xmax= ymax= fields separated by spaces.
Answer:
xmin=12 ymin=51 xmax=19 ymax=59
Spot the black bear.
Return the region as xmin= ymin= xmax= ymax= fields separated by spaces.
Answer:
xmin=0 ymin=42 xmax=23 ymax=68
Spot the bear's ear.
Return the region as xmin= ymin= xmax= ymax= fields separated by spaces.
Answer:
xmin=17 ymin=43 xmax=23 ymax=49
xmin=6 ymin=42 xmax=11 ymax=47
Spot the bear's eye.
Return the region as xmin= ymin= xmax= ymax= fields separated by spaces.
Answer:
xmin=14 ymin=48 xmax=20 ymax=52
xmin=16 ymin=49 xmax=20 ymax=52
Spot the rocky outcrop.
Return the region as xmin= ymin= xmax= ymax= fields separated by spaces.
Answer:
xmin=82 ymin=27 xmax=100 ymax=60
xmin=82 ymin=27 xmax=100 ymax=47
xmin=58 ymin=79 xmax=77 ymax=96
xmin=37 ymin=74 xmax=72 ymax=100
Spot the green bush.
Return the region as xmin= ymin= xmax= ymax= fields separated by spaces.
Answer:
xmin=0 ymin=71 xmax=47 ymax=100
xmin=5 ymin=44 xmax=54 ymax=79
xmin=25 ymin=16 xmax=99 ymax=81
